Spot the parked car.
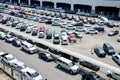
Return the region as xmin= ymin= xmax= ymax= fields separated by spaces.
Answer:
xmin=46 ymin=29 xmax=52 ymax=39
xmin=68 ymin=34 xmax=77 ymax=43
xmin=46 ymin=18 xmax=53 ymax=24
xmin=23 ymin=68 xmax=42 ymax=80
xmin=12 ymin=61 xmax=30 ymax=73
xmin=82 ymin=71 xmax=105 ymax=80
xmin=20 ymin=26 xmax=26 ymax=31
xmin=94 ymin=47 xmax=106 ymax=57
xmin=56 ymin=57 xmax=80 ymax=74
xmin=38 ymin=32 xmax=45 ymax=38
xmin=80 ymin=61 xmax=100 ymax=71
xmin=85 ymin=29 xmax=98 ymax=34
xmin=94 ymin=26 xmax=104 ymax=32
xmin=21 ymin=41 xmax=38 ymax=54
xmin=107 ymin=70 xmax=120 ymax=80
xmin=0 ymin=32 xmax=6 ymax=40
xmin=108 ymin=30 xmax=119 ymax=36
xmin=75 ymin=26 xmax=85 ymax=32
xmin=26 ymin=39 xmax=36 ymax=45
xmin=61 ymin=38 xmax=69 ymax=45
xmin=12 ymin=38 xmax=21 ymax=47
xmin=39 ymin=26 xmax=45 ymax=32
xmin=117 ymin=35 xmax=120 ymax=42
xmin=6 ymin=21 xmax=12 ymax=26
xmin=103 ymin=42 xmax=115 ymax=55
xmin=5 ymin=34 xmax=14 ymax=43
xmin=53 ymin=35 xmax=60 ymax=44
xmin=112 ymin=54 xmax=120 ymax=65
xmin=38 ymin=51 xmax=54 ymax=62
xmin=73 ymin=32 xmax=83 ymax=39
xmin=66 ymin=24 xmax=75 ymax=30
xmin=32 ymin=30 xmax=38 ymax=36
xmin=1 ymin=53 xmax=17 ymax=66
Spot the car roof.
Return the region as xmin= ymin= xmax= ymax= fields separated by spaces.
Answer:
xmin=26 ymin=68 xmax=36 ymax=73
xmin=13 ymin=61 xmax=25 ymax=66
xmin=59 ymin=57 xmax=72 ymax=64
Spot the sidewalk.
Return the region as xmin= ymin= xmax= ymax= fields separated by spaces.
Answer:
xmin=0 ymin=71 xmax=13 ymax=80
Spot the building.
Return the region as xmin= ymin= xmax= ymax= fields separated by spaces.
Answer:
xmin=1 ymin=0 xmax=120 ymax=18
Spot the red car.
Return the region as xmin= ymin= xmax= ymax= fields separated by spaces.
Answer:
xmin=39 ymin=26 xmax=45 ymax=32
xmin=68 ymin=34 xmax=77 ymax=43
xmin=78 ymin=16 xmax=83 ymax=20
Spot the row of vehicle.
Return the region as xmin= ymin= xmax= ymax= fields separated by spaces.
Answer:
xmin=93 ymin=42 xmax=120 ymax=66
xmin=0 ymin=51 xmax=43 ymax=80
xmin=0 ymin=16 xmax=80 ymax=45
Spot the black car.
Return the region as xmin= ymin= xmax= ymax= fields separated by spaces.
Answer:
xmin=103 ymin=42 xmax=115 ymax=55
xmin=94 ymin=26 xmax=104 ymax=32
xmin=94 ymin=47 xmax=106 ymax=57
xmin=20 ymin=26 xmax=26 ymax=31
xmin=82 ymin=71 xmax=105 ymax=80
xmin=38 ymin=51 xmax=54 ymax=62
xmin=32 ymin=30 xmax=38 ymax=36
xmin=80 ymin=61 xmax=100 ymax=71
xmin=12 ymin=38 xmax=21 ymax=47
xmin=27 ymin=39 xmax=36 ymax=45
xmin=46 ymin=18 xmax=53 ymax=24
xmin=108 ymin=30 xmax=119 ymax=36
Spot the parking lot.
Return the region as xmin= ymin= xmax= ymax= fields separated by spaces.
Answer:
xmin=0 ymin=4 xmax=120 ymax=80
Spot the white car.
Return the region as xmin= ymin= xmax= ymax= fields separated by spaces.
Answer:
xmin=24 ymin=68 xmax=42 ymax=80
xmin=107 ymin=70 xmax=120 ymax=80
xmin=85 ymin=28 xmax=98 ymax=34
xmin=1 ymin=53 xmax=17 ymax=65
xmin=5 ymin=34 xmax=14 ymax=42
xmin=0 ymin=32 xmax=6 ymax=39
xmin=16 ymin=23 xmax=23 ymax=29
xmin=112 ymin=54 xmax=120 ymax=65
xmin=13 ymin=61 xmax=30 ymax=73
xmin=117 ymin=36 xmax=120 ymax=42
xmin=61 ymin=32 xmax=68 ymax=40
xmin=6 ymin=21 xmax=12 ymax=26
xmin=26 ymin=25 xmax=33 ymax=33
xmin=66 ymin=24 xmax=75 ymax=30
xmin=60 ymin=22 xmax=67 ymax=28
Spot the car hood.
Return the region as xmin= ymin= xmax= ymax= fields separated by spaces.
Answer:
xmin=9 ymin=59 xmax=17 ymax=64
xmin=29 ymin=47 xmax=36 ymax=50
xmin=21 ymin=67 xmax=30 ymax=73
xmin=33 ymin=75 xmax=42 ymax=80
xmin=71 ymin=65 xmax=79 ymax=70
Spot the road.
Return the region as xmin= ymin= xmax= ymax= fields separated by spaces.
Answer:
xmin=0 ymin=40 xmax=81 ymax=80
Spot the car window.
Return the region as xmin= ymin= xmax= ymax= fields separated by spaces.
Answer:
xmin=31 ymin=72 xmax=39 ymax=78
xmin=26 ymin=72 xmax=32 ymax=77
xmin=68 ymin=62 xmax=75 ymax=67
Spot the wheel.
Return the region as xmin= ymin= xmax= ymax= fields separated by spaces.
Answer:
xmin=69 ymin=70 xmax=73 ymax=74
xmin=57 ymin=64 xmax=61 ymax=68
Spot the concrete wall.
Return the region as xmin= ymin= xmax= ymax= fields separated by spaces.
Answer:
xmin=36 ymin=0 xmax=120 ymax=8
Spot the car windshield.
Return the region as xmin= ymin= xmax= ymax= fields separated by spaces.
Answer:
xmin=46 ymin=53 xmax=51 ymax=57
xmin=99 ymin=49 xmax=105 ymax=54
xmin=19 ymin=65 xmax=27 ymax=70
xmin=108 ymin=47 xmax=114 ymax=50
xmin=28 ymin=45 xmax=34 ymax=48
xmin=68 ymin=62 xmax=75 ymax=67
xmin=7 ymin=56 xmax=15 ymax=61
xmin=31 ymin=72 xmax=39 ymax=78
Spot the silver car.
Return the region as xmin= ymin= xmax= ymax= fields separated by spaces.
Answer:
xmin=112 ymin=54 xmax=120 ymax=65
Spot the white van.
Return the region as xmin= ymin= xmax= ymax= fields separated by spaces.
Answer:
xmin=56 ymin=57 xmax=80 ymax=74
xmin=21 ymin=41 xmax=37 ymax=54
xmin=107 ymin=70 xmax=120 ymax=80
